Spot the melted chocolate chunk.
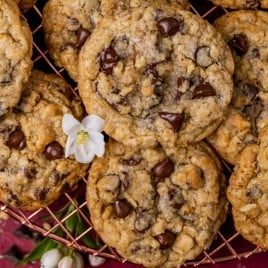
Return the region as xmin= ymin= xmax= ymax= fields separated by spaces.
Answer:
xmin=155 ymin=230 xmax=176 ymax=249
xmin=228 ymin=34 xmax=248 ymax=56
xmin=34 ymin=188 xmax=49 ymax=201
xmin=113 ymin=199 xmax=131 ymax=218
xmin=134 ymin=210 xmax=155 ymax=232
xmin=144 ymin=64 xmax=163 ymax=85
xmin=24 ymin=167 xmax=37 ymax=179
xmin=119 ymin=157 xmax=142 ymax=166
xmin=152 ymin=158 xmax=175 ymax=179
xmin=74 ymin=27 xmax=91 ymax=48
xmin=6 ymin=130 xmax=26 ymax=150
xmin=44 ymin=142 xmax=64 ymax=160
xmin=177 ymin=76 xmax=186 ymax=88
xmin=157 ymin=17 xmax=182 ymax=37
xmin=159 ymin=112 xmax=184 ymax=132
xmin=192 ymin=79 xmax=216 ymax=99
xmin=99 ymin=47 xmax=119 ymax=74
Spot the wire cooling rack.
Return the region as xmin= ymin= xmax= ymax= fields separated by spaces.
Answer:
xmin=0 ymin=0 xmax=266 ymax=266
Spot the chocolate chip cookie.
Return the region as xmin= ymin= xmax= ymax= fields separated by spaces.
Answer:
xmin=212 ymin=0 xmax=268 ymax=9
xmin=207 ymin=11 xmax=268 ymax=165
xmin=15 ymin=0 xmax=37 ymax=12
xmin=87 ymin=139 xmax=228 ymax=268
xmin=78 ymin=6 xmax=234 ymax=148
xmin=227 ymin=126 xmax=268 ymax=249
xmin=0 ymin=70 xmax=88 ymax=210
xmin=42 ymin=0 xmax=190 ymax=81
xmin=0 ymin=0 xmax=32 ymax=116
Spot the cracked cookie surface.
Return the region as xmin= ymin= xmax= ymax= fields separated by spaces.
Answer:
xmin=0 ymin=70 xmax=88 ymax=210
xmin=87 ymin=139 xmax=228 ymax=268
xmin=78 ymin=6 xmax=234 ymax=148
xmin=212 ymin=0 xmax=268 ymax=9
xmin=42 ymin=0 xmax=189 ymax=81
xmin=207 ymin=11 xmax=268 ymax=165
xmin=0 ymin=0 xmax=32 ymax=116
xmin=227 ymin=126 xmax=268 ymax=249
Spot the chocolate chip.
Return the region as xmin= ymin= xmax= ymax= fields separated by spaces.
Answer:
xmin=152 ymin=158 xmax=175 ymax=179
xmin=44 ymin=142 xmax=64 ymax=160
xmin=23 ymin=167 xmax=37 ymax=179
xmin=113 ymin=199 xmax=131 ymax=218
xmin=251 ymin=48 xmax=260 ymax=58
xmin=99 ymin=47 xmax=119 ymax=74
xmin=228 ymin=34 xmax=248 ymax=56
xmin=6 ymin=130 xmax=26 ymax=150
xmin=51 ymin=171 xmax=69 ymax=186
xmin=192 ymin=79 xmax=216 ymax=99
xmin=159 ymin=112 xmax=184 ymax=132
xmin=34 ymin=188 xmax=49 ymax=201
xmin=177 ymin=77 xmax=186 ymax=88
xmin=75 ymin=27 xmax=91 ymax=48
xmin=134 ymin=210 xmax=155 ymax=232
xmin=155 ymin=231 xmax=176 ymax=249
xmin=194 ymin=46 xmax=213 ymax=67
xmin=157 ymin=17 xmax=182 ymax=37
xmin=144 ymin=64 xmax=163 ymax=85
xmin=117 ymin=96 xmax=128 ymax=106
xmin=119 ymin=157 xmax=142 ymax=166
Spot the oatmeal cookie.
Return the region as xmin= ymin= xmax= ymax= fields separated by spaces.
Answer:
xmin=0 ymin=0 xmax=32 ymax=116
xmin=207 ymin=11 xmax=268 ymax=165
xmin=227 ymin=126 xmax=268 ymax=249
xmin=212 ymin=0 xmax=268 ymax=9
xmin=78 ymin=6 xmax=234 ymax=148
xmin=0 ymin=70 xmax=88 ymax=210
xmin=42 ymin=0 xmax=190 ymax=81
xmin=15 ymin=0 xmax=37 ymax=12
xmin=87 ymin=139 xmax=228 ymax=268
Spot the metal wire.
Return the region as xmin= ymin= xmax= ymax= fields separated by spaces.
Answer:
xmin=0 ymin=0 xmax=266 ymax=266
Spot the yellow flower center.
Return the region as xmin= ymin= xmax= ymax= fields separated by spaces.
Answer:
xmin=76 ymin=130 xmax=89 ymax=145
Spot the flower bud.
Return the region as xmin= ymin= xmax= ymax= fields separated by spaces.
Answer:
xmin=40 ymin=248 xmax=62 ymax=268
xmin=58 ymin=256 xmax=74 ymax=268
xmin=73 ymin=252 xmax=84 ymax=268
xmin=88 ymin=254 xmax=106 ymax=267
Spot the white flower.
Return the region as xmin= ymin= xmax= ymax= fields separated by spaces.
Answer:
xmin=58 ymin=256 xmax=74 ymax=268
xmin=88 ymin=254 xmax=106 ymax=267
xmin=62 ymin=114 xmax=105 ymax=163
xmin=40 ymin=248 xmax=62 ymax=268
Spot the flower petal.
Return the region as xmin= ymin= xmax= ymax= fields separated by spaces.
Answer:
xmin=62 ymin=114 xmax=82 ymax=135
xmin=82 ymin=114 xmax=105 ymax=132
xmin=74 ymin=143 xmax=95 ymax=163
xmin=65 ymin=135 xmax=76 ymax=158
xmin=89 ymin=131 xmax=105 ymax=157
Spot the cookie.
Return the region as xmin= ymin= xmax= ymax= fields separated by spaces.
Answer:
xmin=207 ymin=11 xmax=268 ymax=165
xmin=87 ymin=139 xmax=228 ymax=268
xmin=0 ymin=0 xmax=32 ymax=116
xmin=15 ymin=0 xmax=37 ymax=12
xmin=78 ymin=6 xmax=234 ymax=148
xmin=42 ymin=0 xmax=190 ymax=81
xmin=212 ymin=0 xmax=268 ymax=9
xmin=0 ymin=70 xmax=88 ymax=210
xmin=227 ymin=126 xmax=268 ymax=249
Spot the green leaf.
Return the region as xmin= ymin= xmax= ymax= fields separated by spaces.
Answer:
xmin=76 ymin=216 xmax=99 ymax=249
xmin=16 ymin=228 xmax=63 ymax=265
xmin=64 ymin=204 xmax=78 ymax=233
